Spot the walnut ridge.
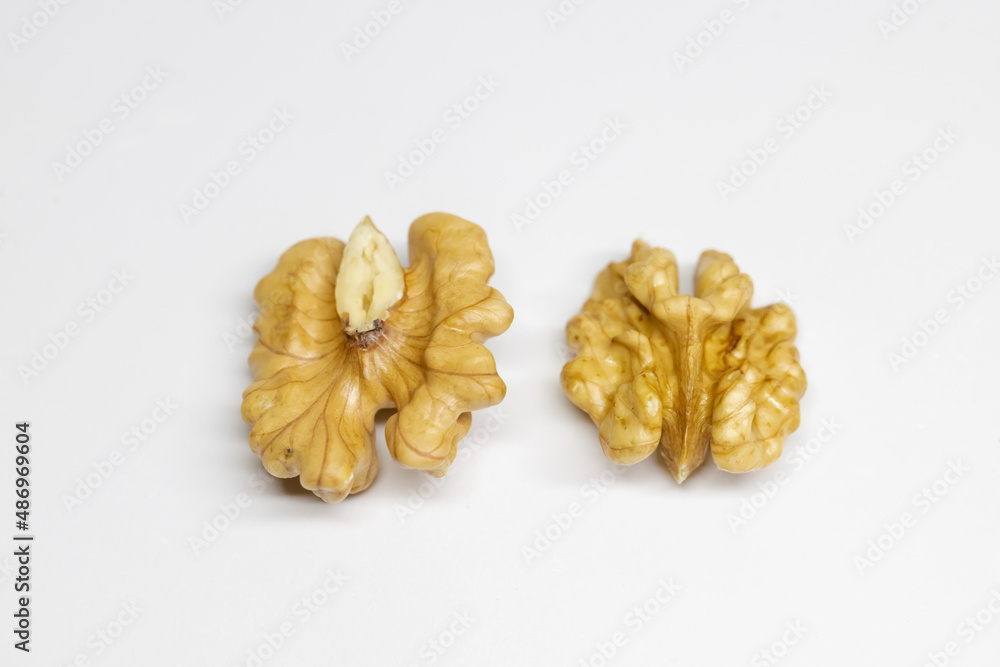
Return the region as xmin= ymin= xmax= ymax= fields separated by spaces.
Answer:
xmin=560 ymin=241 xmax=806 ymax=483
xmin=241 ymin=213 xmax=513 ymax=503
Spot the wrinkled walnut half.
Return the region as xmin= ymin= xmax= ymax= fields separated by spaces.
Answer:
xmin=241 ymin=213 xmax=513 ymax=503
xmin=561 ymin=242 xmax=806 ymax=483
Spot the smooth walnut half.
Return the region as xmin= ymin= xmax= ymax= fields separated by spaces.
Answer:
xmin=241 ymin=213 xmax=513 ymax=503
xmin=561 ymin=241 xmax=806 ymax=483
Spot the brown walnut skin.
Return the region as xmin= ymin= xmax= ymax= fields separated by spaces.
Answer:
xmin=241 ymin=213 xmax=513 ymax=503
xmin=561 ymin=242 xmax=806 ymax=483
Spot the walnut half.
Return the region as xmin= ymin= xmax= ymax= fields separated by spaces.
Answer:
xmin=560 ymin=241 xmax=806 ymax=483
xmin=241 ymin=213 xmax=513 ymax=503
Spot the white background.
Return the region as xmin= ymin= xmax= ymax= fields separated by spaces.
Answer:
xmin=2 ymin=1 xmax=999 ymax=665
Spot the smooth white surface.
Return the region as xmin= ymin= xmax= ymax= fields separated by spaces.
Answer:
xmin=2 ymin=1 xmax=999 ymax=665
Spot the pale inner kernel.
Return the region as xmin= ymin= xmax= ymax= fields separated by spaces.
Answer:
xmin=335 ymin=216 xmax=405 ymax=335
